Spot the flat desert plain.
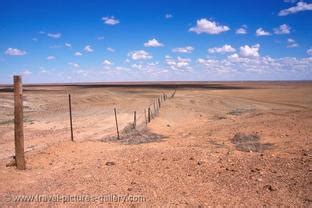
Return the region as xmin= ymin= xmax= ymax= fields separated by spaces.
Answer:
xmin=0 ymin=81 xmax=311 ymax=206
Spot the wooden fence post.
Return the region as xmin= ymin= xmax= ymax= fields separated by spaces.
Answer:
xmin=148 ymin=107 xmax=151 ymax=123
xmin=153 ymin=102 xmax=156 ymax=117
xmin=158 ymin=98 xmax=161 ymax=108
xmin=14 ymin=75 xmax=26 ymax=170
xmin=133 ymin=111 xmax=136 ymax=129
xmin=68 ymin=94 xmax=74 ymax=142
xmin=144 ymin=109 xmax=147 ymax=125
xmin=114 ymin=108 xmax=120 ymax=139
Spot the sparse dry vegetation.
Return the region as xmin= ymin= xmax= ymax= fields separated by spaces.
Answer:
xmin=0 ymin=82 xmax=311 ymax=206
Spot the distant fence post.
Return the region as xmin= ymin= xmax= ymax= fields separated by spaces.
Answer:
xmin=171 ymin=89 xmax=176 ymax=98
xmin=133 ymin=111 xmax=136 ymax=129
xmin=158 ymin=98 xmax=161 ymax=108
xmin=153 ymin=102 xmax=156 ymax=117
xmin=68 ymin=94 xmax=74 ymax=141
xmin=144 ymin=109 xmax=147 ymax=125
xmin=148 ymin=107 xmax=151 ymax=123
xmin=13 ymin=75 xmax=26 ymax=170
xmin=114 ymin=108 xmax=120 ymax=139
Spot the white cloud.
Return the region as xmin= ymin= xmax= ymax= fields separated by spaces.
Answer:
xmin=165 ymin=14 xmax=173 ymax=19
xmin=75 ymin=52 xmax=82 ymax=56
xmin=189 ymin=18 xmax=230 ymax=34
xmin=274 ymin=24 xmax=291 ymax=34
xmin=279 ymin=1 xmax=312 ymax=16
xmin=46 ymin=56 xmax=56 ymax=60
xmin=287 ymin=38 xmax=299 ymax=48
xmin=22 ymin=70 xmax=32 ymax=75
xmin=68 ymin=62 xmax=80 ymax=68
xmin=5 ymin=48 xmax=26 ymax=56
xmin=172 ymin=46 xmax=194 ymax=53
xmin=144 ymin=38 xmax=164 ymax=47
xmin=84 ymin=45 xmax=94 ymax=52
xmin=208 ymin=44 xmax=236 ymax=54
xmin=102 ymin=16 xmax=120 ymax=25
xmin=196 ymin=55 xmax=312 ymax=76
xmin=65 ymin=43 xmax=72 ymax=47
xmin=47 ymin=33 xmax=62 ymax=39
xmin=165 ymin=56 xmax=192 ymax=71
xmin=256 ymin=28 xmax=271 ymax=36
xmin=236 ymin=25 xmax=247 ymax=34
xmin=307 ymin=48 xmax=312 ymax=56
xmin=240 ymin=44 xmax=260 ymax=58
xmin=131 ymin=64 xmax=143 ymax=69
xmin=102 ymin=60 xmax=113 ymax=65
xmin=197 ymin=58 xmax=235 ymax=74
xmin=107 ymin=47 xmax=115 ymax=52
xmin=128 ymin=50 xmax=152 ymax=60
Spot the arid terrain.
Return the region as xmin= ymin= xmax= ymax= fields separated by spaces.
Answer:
xmin=0 ymin=81 xmax=311 ymax=207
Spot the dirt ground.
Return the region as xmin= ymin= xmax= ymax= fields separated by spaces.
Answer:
xmin=0 ymin=82 xmax=311 ymax=207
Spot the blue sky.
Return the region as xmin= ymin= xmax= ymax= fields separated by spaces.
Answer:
xmin=1 ymin=0 xmax=312 ymax=83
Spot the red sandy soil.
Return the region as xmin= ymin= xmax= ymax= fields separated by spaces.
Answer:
xmin=0 ymin=82 xmax=311 ymax=207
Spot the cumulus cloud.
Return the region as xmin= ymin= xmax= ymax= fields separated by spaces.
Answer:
xmin=165 ymin=14 xmax=173 ymax=19
xmin=208 ymin=44 xmax=236 ymax=54
xmin=107 ymin=47 xmax=115 ymax=52
xmin=307 ymin=48 xmax=312 ymax=56
xmin=131 ymin=64 xmax=143 ymax=69
xmin=144 ymin=38 xmax=164 ymax=47
xmin=5 ymin=48 xmax=27 ymax=56
xmin=197 ymin=55 xmax=312 ymax=76
xmin=287 ymin=38 xmax=299 ymax=48
xmin=274 ymin=24 xmax=291 ymax=34
xmin=65 ymin=43 xmax=72 ymax=47
xmin=22 ymin=70 xmax=32 ymax=75
xmin=172 ymin=46 xmax=194 ymax=53
xmin=279 ymin=1 xmax=312 ymax=16
xmin=197 ymin=58 xmax=235 ymax=74
xmin=239 ymin=44 xmax=260 ymax=58
xmin=128 ymin=50 xmax=152 ymax=60
xmin=84 ymin=45 xmax=94 ymax=52
xmin=236 ymin=25 xmax=247 ymax=34
xmin=75 ymin=52 xmax=82 ymax=56
xmin=166 ymin=56 xmax=192 ymax=71
xmin=102 ymin=60 xmax=113 ymax=65
xmin=68 ymin=62 xmax=80 ymax=68
xmin=47 ymin=33 xmax=62 ymax=39
xmin=189 ymin=18 xmax=230 ymax=34
xmin=102 ymin=16 xmax=120 ymax=25
xmin=46 ymin=56 xmax=56 ymax=60
xmin=256 ymin=28 xmax=271 ymax=36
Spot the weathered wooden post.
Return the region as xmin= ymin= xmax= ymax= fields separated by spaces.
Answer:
xmin=144 ymin=109 xmax=147 ymax=125
xmin=158 ymin=97 xmax=161 ymax=108
xmin=171 ymin=89 xmax=176 ymax=98
xmin=68 ymin=94 xmax=74 ymax=141
xmin=114 ymin=108 xmax=120 ymax=139
xmin=148 ymin=107 xmax=151 ymax=123
xmin=14 ymin=75 xmax=26 ymax=170
xmin=153 ymin=102 xmax=156 ymax=117
xmin=133 ymin=111 xmax=136 ymax=129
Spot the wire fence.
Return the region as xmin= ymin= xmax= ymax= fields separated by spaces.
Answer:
xmin=0 ymin=76 xmax=177 ymax=168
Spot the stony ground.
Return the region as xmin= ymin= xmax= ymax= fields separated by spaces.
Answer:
xmin=0 ymin=82 xmax=311 ymax=207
